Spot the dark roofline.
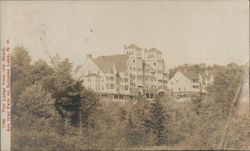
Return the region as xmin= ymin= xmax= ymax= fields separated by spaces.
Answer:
xmin=147 ymin=48 xmax=162 ymax=54
xmin=179 ymin=71 xmax=199 ymax=80
xmin=125 ymin=44 xmax=142 ymax=50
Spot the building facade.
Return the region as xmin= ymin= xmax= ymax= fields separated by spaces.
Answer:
xmin=167 ymin=70 xmax=214 ymax=99
xmin=79 ymin=44 xmax=169 ymax=100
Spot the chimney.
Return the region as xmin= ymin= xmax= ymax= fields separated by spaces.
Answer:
xmin=87 ymin=54 xmax=92 ymax=58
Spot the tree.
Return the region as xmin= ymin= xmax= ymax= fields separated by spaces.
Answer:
xmin=15 ymin=83 xmax=56 ymax=119
xmin=189 ymin=63 xmax=245 ymax=150
xmin=169 ymin=63 xmax=208 ymax=78
xmin=40 ymin=56 xmax=82 ymax=127
xmin=12 ymin=83 xmax=64 ymax=150
xmin=11 ymin=46 xmax=33 ymax=113
xmin=148 ymin=98 xmax=166 ymax=145
xmin=79 ymin=90 xmax=101 ymax=128
xmin=30 ymin=59 xmax=53 ymax=82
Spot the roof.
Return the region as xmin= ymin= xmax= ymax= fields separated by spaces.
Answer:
xmin=126 ymin=44 xmax=142 ymax=50
xmin=147 ymin=48 xmax=162 ymax=54
xmin=84 ymin=73 xmax=101 ymax=78
xmin=180 ymin=71 xmax=199 ymax=80
xmin=92 ymin=54 xmax=129 ymax=73
xmin=92 ymin=58 xmax=114 ymax=73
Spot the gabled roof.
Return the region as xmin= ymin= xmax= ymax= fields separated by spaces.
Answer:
xmin=180 ymin=71 xmax=199 ymax=80
xmin=92 ymin=58 xmax=114 ymax=73
xmin=126 ymin=44 xmax=142 ymax=50
xmin=92 ymin=54 xmax=129 ymax=73
xmin=147 ymin=48 xmax=162 ymax=54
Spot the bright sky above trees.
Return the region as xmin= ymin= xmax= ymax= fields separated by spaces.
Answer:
xmin=1 ymin=0 xmax=249 ymax=68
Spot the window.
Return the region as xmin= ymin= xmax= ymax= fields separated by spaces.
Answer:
xmin=118 ymin=95 xmax=123 ymax=99
xmin=111 ymin=84 xmax=114 ymax=90
xmin=154 ymin=62 xmax=156 ymax=66
xmin=125 ymin=78 xmax=128 ymax=82
xmin=193 ymin=79 xmax=198 ymax=83
xmin=110 ymin=76 xmax=114 ymax=81
xmin=179 ymin=88 xmax=181 ymax=91
xmin=114 ymin=95 xmax=118 ymax=99
xmin=133 ymin=60 xmax=135 ymax=63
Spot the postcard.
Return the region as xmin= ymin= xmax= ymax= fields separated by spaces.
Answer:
xmin=0 ymin=0 xmax=249 ymax=150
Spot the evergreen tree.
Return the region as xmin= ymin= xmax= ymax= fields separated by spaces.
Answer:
xmin=148 ymin=98 xmax=166 ymax=145
xmin=11 ymin=46 xmax=33 ymax=113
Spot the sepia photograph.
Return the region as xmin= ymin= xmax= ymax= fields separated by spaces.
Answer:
xmin=0 ymin=0 xmax=249 ymax=150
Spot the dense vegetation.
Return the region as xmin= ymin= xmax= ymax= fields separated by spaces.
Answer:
xmin=11 ymin=47 xmax=249 ymax=150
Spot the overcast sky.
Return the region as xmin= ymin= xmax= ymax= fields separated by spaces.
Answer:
xmin=1 ymin=0 xmax=249 ymax=69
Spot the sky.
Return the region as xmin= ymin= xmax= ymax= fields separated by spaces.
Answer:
xmin=1 ymin=0 xmax=249 ymax=69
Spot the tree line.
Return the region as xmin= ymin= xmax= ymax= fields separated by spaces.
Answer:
xmin=11 ymin=46 xmax=250 ymax=150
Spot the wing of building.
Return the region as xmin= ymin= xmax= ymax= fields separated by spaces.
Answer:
xmin=167 ymin=70 xmax=214 ymax=99
xmin=79 ymin=44 xmax=169 ymax=101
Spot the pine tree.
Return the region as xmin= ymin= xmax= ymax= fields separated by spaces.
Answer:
xmin=148 ymin=98 xmax=166 ymax=145
xmin=11 ymin=46 xmax=33 ymax=114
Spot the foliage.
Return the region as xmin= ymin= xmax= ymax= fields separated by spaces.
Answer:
xmin=189 ymin=63 xmax=246 ymax=150
xmin=11 ymin=47 xmax=248 ymax=150
xmin=12 ymin=83 xmax=64 ymax=150
xmin=11 ymin=46 xmax=33 ymax=113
